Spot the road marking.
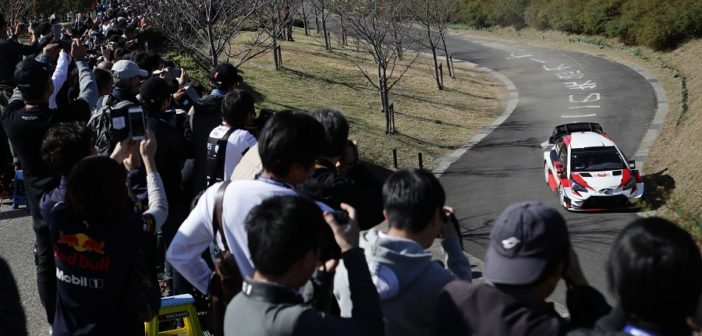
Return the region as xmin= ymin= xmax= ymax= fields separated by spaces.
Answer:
xmin=561 ymin=114 xmax=597 ymax=118
xmin=568 ymin=106 xmax=600 ymax=109
xmin=569 ymin=93 xmax=600 ymax=103
xmin=507 ymin=52 xmax=532 ymax=59
xmin=530 ymin=58 xmax=546 ymax=63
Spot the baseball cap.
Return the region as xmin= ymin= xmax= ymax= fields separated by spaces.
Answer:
xmin=140 ymin=77 xmax=171 ymax=106
xmin=111 ymin=60 xmax=149 ymax=80
xmin=14 ymin=59 xmax=52 ymax=98
xmin=484 ymin=201 xmax=570 ymax=285
xmin=210 ymin=63 xmax=242 ymax=88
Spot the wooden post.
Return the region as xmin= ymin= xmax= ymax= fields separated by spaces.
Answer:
xmin=449 ymin=55 xmax=455 ymax=78
xmin=392 ymin=149 xmax=398 ymax=169
xmin=277 ymin=46 xmax=282 ymax=68
xmin=418 ymin=153 xmax=423 ymax=169
xmin=439 ymin=63 xmax=444 ymax=88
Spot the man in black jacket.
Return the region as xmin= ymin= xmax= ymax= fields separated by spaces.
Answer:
xmin=0 ymin=51 xmax=95 ymax=325
xmin=568 ymin=217 xmax=702 ymax=336
xmin=433 ymin=202 xmax=611 ymax=336
xmin=188 ymin=63 xmax=242 ymax=196
xmin=297 ymin=109 xmax=383 ymax=230
xmin=140 ymin=77 xmax=191 ymax=293
xmin=0 ymin=13 xmax=42 ymax=188
xmin=224 ymin=196 xmax=384 ymax=336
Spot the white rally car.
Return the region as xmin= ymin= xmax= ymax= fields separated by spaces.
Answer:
xmin=543 ymin=122 xmax=644 ymax=211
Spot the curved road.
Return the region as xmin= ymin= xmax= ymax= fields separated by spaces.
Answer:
xmin=437 ymin=35 xmax=657 ymax=304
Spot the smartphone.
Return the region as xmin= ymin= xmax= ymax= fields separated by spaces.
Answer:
xmin=52 ymin=24 xmax=62 ymax=43
xmin=169 ymin=67 xmax=182 ymax=79
xmin=128 ymin=106 xmax=146 ymax=141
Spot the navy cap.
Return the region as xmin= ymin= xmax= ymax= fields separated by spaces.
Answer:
xmin=484 ymin=201 xmax=570 ymax=285
xmin=14 ymin=59 xmax=52 ymax=98
xmin=140 ymin=77 xmax=171 ymax=106
xmin=210 ymin=63 xmax=242 ymax=88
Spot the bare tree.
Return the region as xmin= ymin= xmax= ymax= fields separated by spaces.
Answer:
xmin=434 ymin=0 xmax=459 ymax=78
xmin=406 ymin=0 xmax=458 ymax=89
xmin=151 ymin=0 xmax=270 ymax=71
xmin=334 ymin=0 xmax=419 ymax=134
xmin=257 ymin=0 xmax=301 ymax=70
xmin=1 ymin=0 xmax=31 ymax=28
xmin=312 ymin=0 xmax=332 ymax=50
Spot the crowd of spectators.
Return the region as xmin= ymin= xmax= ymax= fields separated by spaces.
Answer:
xmin=0 ymin=1 xmax=701 ymax=335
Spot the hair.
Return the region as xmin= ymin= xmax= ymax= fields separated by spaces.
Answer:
xmin=311 ymin=109 xmax=349 ymax=158
xmin=382 ymin=168 xmax=446 ymax=233
xmin=130 ymin=50 xmax=160 ymax=74
xmin=221 ymin=90 xmax=254 ymax=129
xmin=66 ymin=156 xmax=128 ymax=221
xmin=246 ymin=195 xmax=327 ymax=277
xmin=257 ymin=110 xmax=325 ymax=178
xmin=94 ymin=68 xmax=113 ymax=93
xmin=607 ymin=217 xmax=702 ymax=325
xmin=41 ymin=123 xmax=95 ymax=176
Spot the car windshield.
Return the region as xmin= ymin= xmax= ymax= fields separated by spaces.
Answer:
xmin=570 ymin=147 xmax=625 ymax=172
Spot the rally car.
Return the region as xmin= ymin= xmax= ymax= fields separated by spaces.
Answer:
xmin=543 ymin=122 xmax=644 ymax=211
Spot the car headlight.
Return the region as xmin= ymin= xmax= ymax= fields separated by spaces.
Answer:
xmin=571 ymin=180 xmax=588 ymax=193
xmin=624 ymin=177 xmax=636 ymax=190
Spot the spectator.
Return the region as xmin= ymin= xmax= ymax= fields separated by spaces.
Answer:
xmin=0 ymin=53 xmax=96 ymax=325
xmin=0 ymin=256 xmax=27 ymax=336
xmin=93 ymin=68 xmax=113 ymax=112
xmin=433 ymin=202 xmax=611 ymax=335
xmin=569 ymin=217 xmax=702 ymax=336
xmin=110 ymin=59 xmax=147 ymax=104
xmin=48 ymin=135 xmax=166 ymax=335
xmin=39 ymin=122 xmax=96 ymax=223
xmin=224 ymin=196 xmax=383 ymax=336
xmin=139 ymin=77 xmax=191 ymax=293
xmin=0 ymin=13 xmax=42 ymax=190
xmin=297 ymin=109 xmax=383 ymax=230
xmin=334 ymin=168 xmax=470 ymax=336
xmin=204 ymin=89 xmax=257 ymax=186
xmin=189 ymin=63 xmax=243 ymax=196
xmin=167 ymin=110 xmax=326 ymax=295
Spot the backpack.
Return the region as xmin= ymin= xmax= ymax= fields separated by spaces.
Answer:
xmin=205 ymin=126 xmax=236 ymax=187
xmin=88 ymin=97 xmax=135 ymax=156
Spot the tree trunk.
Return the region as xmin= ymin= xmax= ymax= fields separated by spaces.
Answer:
xmin=314 ymin=7 xmax=320 ymax=34
xmin=321 ymin=16 xmax=330 ymax=50
xmin=207 ymin=19 xmax=218 ymax=67
xmin=431 ymin=46 xmax=443 ymax=90
xmin=440 ymin=32 xmax=452 ymax=77
xmin=272 ymin=39 xmax=280 ymax=70
xmin=301 ymin=2 xmax=309 ymax=36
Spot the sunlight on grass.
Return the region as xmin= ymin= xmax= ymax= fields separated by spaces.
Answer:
xmin=231 ymin=28 xmax=506 ymax=170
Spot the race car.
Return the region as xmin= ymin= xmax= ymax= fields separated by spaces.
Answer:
xmin=543 ymin=122 xmax=644 ymax=211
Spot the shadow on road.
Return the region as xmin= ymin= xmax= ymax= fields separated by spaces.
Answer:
xmin=640 ymin=169 xmax=676 ymax=210
xmin=0 ymin=208 xmax=30 ymax=221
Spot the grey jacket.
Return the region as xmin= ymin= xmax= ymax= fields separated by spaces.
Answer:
xmin=334 ymin=228 xmax=472 ymax=336
xmin=224 ymin=248 xmax=384 ymax=336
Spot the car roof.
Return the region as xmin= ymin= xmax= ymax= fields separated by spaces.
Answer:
xmin=564 ymin=132 xmax=616 ymax=149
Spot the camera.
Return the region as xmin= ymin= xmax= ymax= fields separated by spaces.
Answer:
xmin=319 ymin=210 xmax=350 ymax=261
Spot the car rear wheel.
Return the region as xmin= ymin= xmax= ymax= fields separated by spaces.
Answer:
xmin=544 ymin=162 xmax=551 ymax=185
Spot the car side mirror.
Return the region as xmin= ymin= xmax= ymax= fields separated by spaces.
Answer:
xmin=628 ymin=160 xmax=636 ymax=169
xmin=554 ymin=161 xmax=565 ymax=177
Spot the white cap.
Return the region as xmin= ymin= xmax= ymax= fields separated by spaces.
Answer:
xmin=111 ymin=60 xmax=149 ymax=80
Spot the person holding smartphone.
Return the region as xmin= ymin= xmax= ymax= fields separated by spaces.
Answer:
xmin=139 ymin=77 xmax=192 ymax=294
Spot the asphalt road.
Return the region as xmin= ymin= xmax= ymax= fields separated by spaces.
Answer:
xmin=436 ymin=35 xmax=656 ymax=305
xmin=0 ymin=33 xmax=657 ymax=334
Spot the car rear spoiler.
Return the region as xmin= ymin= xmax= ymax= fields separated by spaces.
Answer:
xmin=548 ymin=122 xmax=604 ymax=144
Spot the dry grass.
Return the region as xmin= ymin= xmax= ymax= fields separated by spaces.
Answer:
xmin=448 ymin=26 xmax=702 ymax=242
xmin=229 ymin=28 xmax=506 ymax=170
